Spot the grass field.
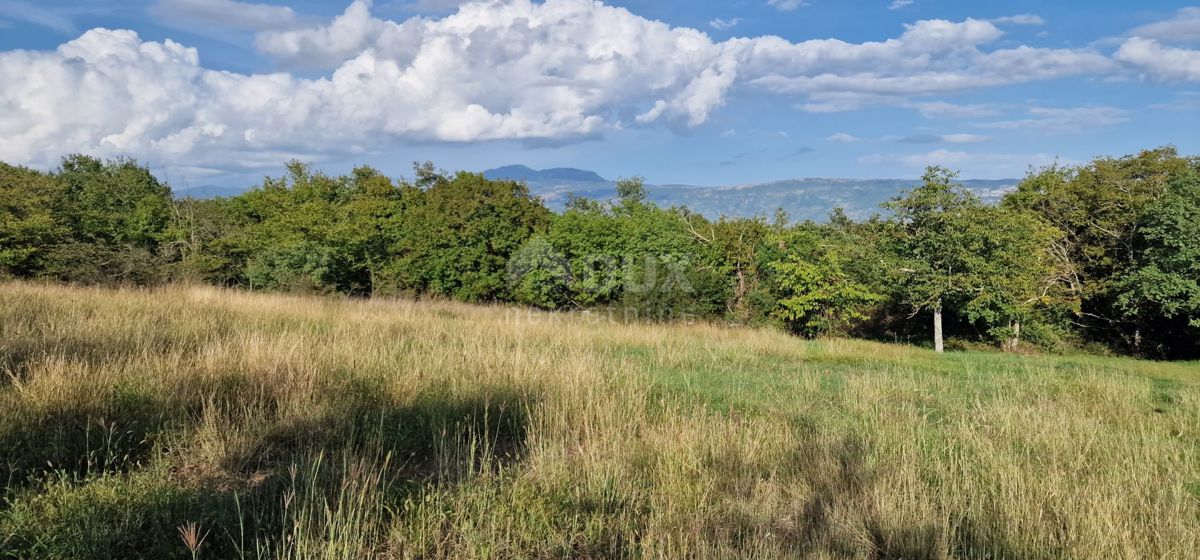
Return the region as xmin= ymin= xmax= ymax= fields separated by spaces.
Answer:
xmin=1 ymin=281 xmax=1197 ymax=559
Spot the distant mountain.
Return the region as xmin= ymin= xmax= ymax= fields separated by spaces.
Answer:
xmin=483 ymin=165 xmax=607 ymax=183
xmin=173 ymin=165 xmax=1019 ymax=223
xmin=483 ymin=165 xmax=1018 ymax=222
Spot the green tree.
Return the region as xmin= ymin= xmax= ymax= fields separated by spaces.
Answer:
xmin=332 ymin=166 xmax=407 ymax=293
xmin=770 ymin=250 xmax=884 ymax=337
xmin=0 ymin=164 xmax=65 ymax=277
xmin=507 ymin=234 xmax=572 ymax=309
xmin=1114 ymin=170 xmax=1200 ymax=357
xmin=886 ymin=167 xmax=987 ymax=353
xmin=33 ymin=155 xmax=176 ymax=284
xmin=1005 ymin=147 xmax=1196 ymax=351
xmin=385 ymin=168 xmax=551 ymax=302
xmin=543 ymin=203 xmax=625 ymax=306
xmin=683 ymin=214 xmax=770 ymax=319
xmin=229 ymin=162 xmax=363 ymax=293
xmin=56 ymin=155 xmax=173 ymax=248
xmin=960 ymin=206 xmax=1061 ymax=350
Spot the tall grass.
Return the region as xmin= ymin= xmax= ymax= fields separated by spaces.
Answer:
xmin=0 ymin=280 xmax=1196 ymax=559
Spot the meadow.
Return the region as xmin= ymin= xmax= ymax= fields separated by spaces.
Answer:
xmin=0 ymin=281 xmax=1197 ymax=559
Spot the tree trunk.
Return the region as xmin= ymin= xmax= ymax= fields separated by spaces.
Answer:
xmin=1007 ymin=320 xmax=1021 ymax=352
xmin=733 ymin=268 xmax=747 ymax=314
xmin=933 ymin=302 xmax=944 ymax=354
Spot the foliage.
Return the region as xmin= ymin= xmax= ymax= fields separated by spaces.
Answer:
xmin=885 ymin=167 xmax=985 ymax=316
xmin=384 ymin=169 xmax=551 ymax=302
xmin=0 ymin=163 xmax=65 ymax=276
xmin=2 ymin=148 xmax=1199 ymax=357
xmin=1008 ymin=147 xmax=1200 ymax=356
xmin=507 ymin=234 xmax=572 ymax=309
xmin=1113 ymin=170 xmax=1200 ymax=357
xmin=770 ymin=250 xmax=884 ymax=337
xmin=958 ymin=205 xmax=1062 ymax=346
xmin=0 ymin=156 xmax=175 ymax=284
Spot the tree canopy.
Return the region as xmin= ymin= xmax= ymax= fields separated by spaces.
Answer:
xmin=2 ymin=148 xmax=1197 ymax=358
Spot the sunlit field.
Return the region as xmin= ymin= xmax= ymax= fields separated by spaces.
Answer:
xmin=1 ymin=281 xmax=1197 ymax=559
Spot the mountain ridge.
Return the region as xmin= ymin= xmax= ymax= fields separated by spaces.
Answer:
xmin=482 ymin=165 xmax=1019 ymax=221
xmin=483 ymin=165 xmax=607 ymax=183
xmin=176 ymin=165 xmax=1020 ymax=222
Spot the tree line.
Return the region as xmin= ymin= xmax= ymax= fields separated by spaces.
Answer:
xmin=2 ymin=148 xmax=1197 ymax=358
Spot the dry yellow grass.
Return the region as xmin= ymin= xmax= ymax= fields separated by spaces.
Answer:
xmin=0 ymin=281 xmax=1197 ymax=559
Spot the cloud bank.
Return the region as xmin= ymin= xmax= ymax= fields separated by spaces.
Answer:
xmin=0 ymin=0 xmax=1193 ymax=178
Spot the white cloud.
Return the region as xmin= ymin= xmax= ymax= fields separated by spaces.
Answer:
xmin=151 ymin=0 xmax=299 ymax=31
xmin=709 ymin=17 xmax=741 ymax=31
xmin=974 ymin=106 xmax=1130 ymax=132
xmin=747 ymin=18 xmax=1112 ymax=103
xmin=768 ymin=0 xmax=808 ymax=12
xmin=0 ymin=0 xmax=1126 ymax=178
xmin=991 ymin=15 xmax=1045 ymax=26
xmin=254 ymin=0 xmax=408 ymax=68
xmin=1115 ymin=38 xmax=1200 ymax=81
xmin=827 ymin=132 xmax=859 ymax=143
xmin=1127 ymin=7 xmax=1200 ymax=44
xmin=0 ymin=0 xmax=75 ymax=34
xmin=889 ymin=1 xmax=914 ymax=11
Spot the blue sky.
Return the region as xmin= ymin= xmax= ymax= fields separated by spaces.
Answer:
xmin=1 ymin=0 xmax=1197 ymax=189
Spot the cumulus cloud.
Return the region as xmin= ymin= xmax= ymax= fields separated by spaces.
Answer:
xmin=1116 ymin=38 xmax=1200 ymax=81
xmin=889 ymin=1 xmax=914 ymax=11
xmin=1127 ymin=7 xmax=1200 ymax=44
xmin=152 ymin=0 xmax=299 ymax=30
xmin=827 ymin=132 xmax=859 ymax=143
xmin=253 ymin=0 xmax=412 ymax=68
xmin=1113 ymin=8 xmax=1200 ymax=81
xmin=747 ymin=18 xmax=1112 ymax=105
xmin=0 ymin=0 xmax=1125 ymax=177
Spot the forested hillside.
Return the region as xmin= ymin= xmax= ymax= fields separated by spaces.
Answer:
xmin=2 ymin=148 xmax=1197 ymax=358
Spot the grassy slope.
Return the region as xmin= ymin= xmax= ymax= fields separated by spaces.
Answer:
xmin=0 ymin=281 xmax=1196 ymax=559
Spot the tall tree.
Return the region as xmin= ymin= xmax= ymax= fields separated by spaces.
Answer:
xmin=1006 ymin=147 xmax=1198 ymax=352
xmin=44 ymin=155 xmax=174 ymax=284
xmin=770 ymin=249 xmax=884 ymax=338
xmin=960 ymin=206 xmax=1061 ymax=350
xmin=385 ymin=168 xmax=551 ymax=302
xmin=0 ymin=164 xmax=65 ymax=277
xmin=886 ymin=167 xmax=985 ymax=353
xmin=1114 ymin=170 xmax=1200 ymax=357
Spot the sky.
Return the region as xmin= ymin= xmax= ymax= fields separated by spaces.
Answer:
xmin=0 ymin=0 xmax=1198 ymax=190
